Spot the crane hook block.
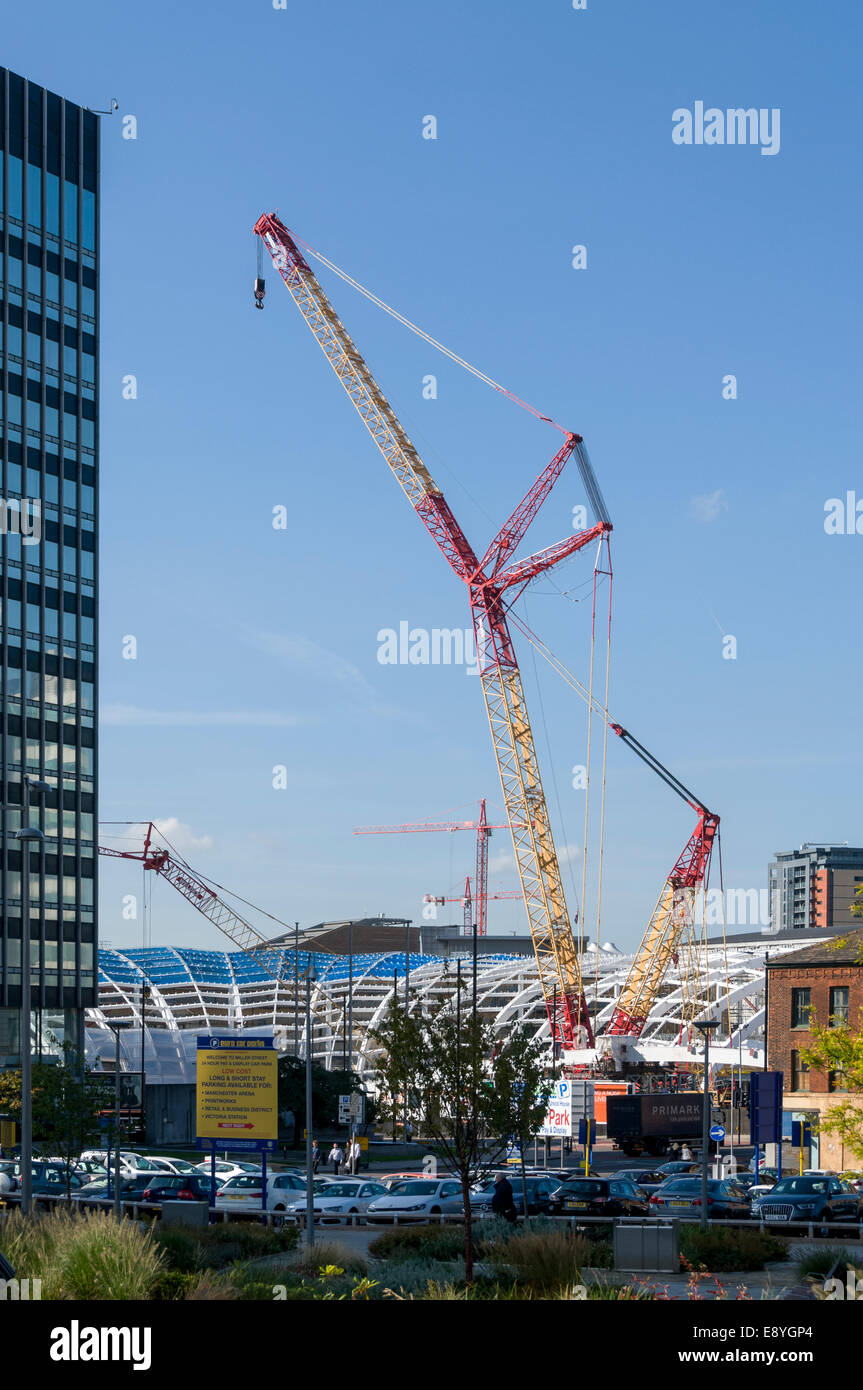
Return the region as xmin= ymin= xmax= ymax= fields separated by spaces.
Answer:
xmin=254 ymin=277 xmax=266 ymax=309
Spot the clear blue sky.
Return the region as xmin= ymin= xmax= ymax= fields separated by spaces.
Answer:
xmin=6 ymin=0 xmax=861 ymax=952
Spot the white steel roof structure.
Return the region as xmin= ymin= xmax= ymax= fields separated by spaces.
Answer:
xmin=85 ymin=934 xmax=811 ymax=1084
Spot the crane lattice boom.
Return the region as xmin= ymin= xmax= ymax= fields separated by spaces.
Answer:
xmin=256 ymin=212 xmax=612 ymax=1045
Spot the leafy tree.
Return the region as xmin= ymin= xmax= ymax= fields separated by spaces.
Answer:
xmin=800 ymin=1007 xmax=863 ymax=1162
xmin=371 ymin=988 xmax=552 ymax=1282
xmin=0 ymin=1043 xmax=114 ymax=1195
xmin=277 ymin=1057 xmax=374 ymax=1138
xmin=490 ymin=1029 xmax=555 ymax=1216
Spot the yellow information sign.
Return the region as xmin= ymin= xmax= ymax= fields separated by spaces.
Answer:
xmin=196 ymin=1036 xmax=277 ymax=1142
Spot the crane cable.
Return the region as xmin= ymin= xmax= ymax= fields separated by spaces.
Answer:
xmin=287 ymin=229 xmax=571 ymax=435
xmin=593 ymin=536 xmax=613 ymax=1012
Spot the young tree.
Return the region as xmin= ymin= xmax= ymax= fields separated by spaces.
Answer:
xmin=800 ymin=1006 xmax=863 ymax=1162
xmin=491 ymin=1028 xmax=555 ymax=1217
xmin=372 ymin=991 xmax=553 ymax=1281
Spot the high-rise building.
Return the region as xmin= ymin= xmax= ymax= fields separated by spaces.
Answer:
xmin=768 ymin=844 xmax=863 ymax=933
xmin=1 ymin=69 xmax=98 ymax=1068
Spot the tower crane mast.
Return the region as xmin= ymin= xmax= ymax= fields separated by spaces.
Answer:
xmin=255 ymin=212 xmax=612 ymax=1046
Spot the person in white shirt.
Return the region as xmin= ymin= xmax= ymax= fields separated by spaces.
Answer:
xmin=328 ymin=1143 xmax=344 ymax=1175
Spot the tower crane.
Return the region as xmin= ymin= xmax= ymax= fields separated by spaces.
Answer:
xmin=98 ymin=823 xmax=293 ymax=986
xmin=354 ymin=799 xmax=521 ymax=937
xmin=598 ymin=725 xmax=720 ymax=1058
xmin=255 ymin=212 xmax=612 ymax=1046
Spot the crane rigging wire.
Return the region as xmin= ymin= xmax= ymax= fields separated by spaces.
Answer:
xmin=287 ymin=229 xmax=571 ymax=436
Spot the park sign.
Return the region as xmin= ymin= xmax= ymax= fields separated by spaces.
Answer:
xmin=538 ymin=1079 xmax=573 ymax=1137
xmin=195 ymin=1036 xmax=278 ymax=1153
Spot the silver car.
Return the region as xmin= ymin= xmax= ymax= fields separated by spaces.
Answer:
xmin=283 ymin=1179 xmax=390 ymax=1225
xmin=365 ymin=1177 xmax=465 ymax=1224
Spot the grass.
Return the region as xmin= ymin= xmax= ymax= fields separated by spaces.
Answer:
xmin=483 ymin=1227 xmax=599 ymax=1290
xmin=368 ymin=1224 xmax=467 ymax=1263
xmin=292 ymin=1239 xmax=368 ymax=1278
xmin=152 ymin=1221 xmax=299 ymax=1273
xmin=2 ymin=1207 xmax=166 ymax=1300
xmin=793 ymin=1245 xmax=852 ymax=1281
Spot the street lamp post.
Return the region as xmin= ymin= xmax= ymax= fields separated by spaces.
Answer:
xmin=695 ymin=1019 xmax=720 ymax=1232
xmin=140 ymin=982 xmax=151 ymax=1146
xmin=305 ymin=960 xmax=317 ymax=1249
xmin=106 ymin=1022 xmax=131 ymax=1222
xmin=15 ymin=776 xmax=50 ymax=1218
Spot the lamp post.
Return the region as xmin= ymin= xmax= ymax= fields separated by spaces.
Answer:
xmin=305 ymin=959 xmax=317 ymax=1249
xmin=106 ymin=1022 xmax=131 ymax=1222
xmin=15 ymin=776 xmax=50 ymax=1218
xmin=694 ymin=1019 xmax=720 ymax=1232
xmin=139 ymin=981 xmax=151 ymax=1146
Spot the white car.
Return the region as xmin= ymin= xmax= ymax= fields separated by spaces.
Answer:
xmin=194 ymin=1159 xmax=262 ymax=1183
xmin=142 ymin=1156 xmax=201 ymax=1176
xmin=80 ymin=1150 xmax=160 ymax=1177
xmin=365 ymin=1177 xmax=465 ymax=1224
xmin=214 ymin=1171 xmax=311 ymax=1216
xmin=283 ymin=1179 xmax=390 ymax=1225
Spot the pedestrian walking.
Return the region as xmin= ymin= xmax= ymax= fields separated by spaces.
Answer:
xmin=328 ymin=1142 xmax=344 ymax=1175
xmin=311 ymin=1140 xmax=320 ymax=1175
xmin=404 ymin=1118 xmax=413 ymax=1144
xmin=347 ymin=1137 xmax=361 ymax=1174
xmin=680 ymin=1143 xmax=693 ymax=1162
xmin=491 ymin=1171 xmax=517 ymax=1224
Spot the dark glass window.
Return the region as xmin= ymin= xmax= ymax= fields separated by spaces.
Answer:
xmin=829 ymin=987 xmax=849 ymax=1027
xmin=791 ymin=988 xmax=811 ymax=1029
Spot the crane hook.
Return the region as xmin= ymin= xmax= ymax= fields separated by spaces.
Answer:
xmin=254 ymin=277 xmax=266 ymax=310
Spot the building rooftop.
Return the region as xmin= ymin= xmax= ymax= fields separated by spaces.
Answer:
xmin=765 ymin=925 xmax=863 ymax=968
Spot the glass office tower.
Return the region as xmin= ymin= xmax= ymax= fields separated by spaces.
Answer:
xmin=0 ymin=69 xmax=98 ymax=1067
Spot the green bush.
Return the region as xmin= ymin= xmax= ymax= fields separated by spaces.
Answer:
xmin=679 ymin=1226 xmax=788 ymax=1272
xmin=376 ymin=1258 xmax=462 ymax=1297
xmin=151 ymin=1269 xmax=200 ymax=1301
xmin=484 ymin=1228 xmax=595 ymax=1290
xmin=794 ymin=1245 xmax=851 ymax=1281
xmin=153 ymin=1221 xmax=299 ymax=1272
xmin=292 ymin=1239 xmax=367 ymax=1278
xmin=368 ymin=1224 xmax=467 ymax=1263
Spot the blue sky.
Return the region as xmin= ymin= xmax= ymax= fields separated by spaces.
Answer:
xmin=5 ymin=0 xmax=861 ymax=952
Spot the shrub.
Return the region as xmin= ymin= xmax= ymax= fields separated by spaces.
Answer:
xmin=151 ymin=1269 xmax=199 ymax=1301
xmin=484 ymin=1228 xmax=594 ymax=1289
xmin=376 ymin=1258 xmax=461 ymax=1297
xmin=292 ymin=1239 xmax=367 ymax=1278
xmin=794 ymin=1245 xmax=851 ymax=1281
xmin=679 ymin=1226 xmax=788 ymax=1272
xmin=368 ymin=1224 xmax=467 ymax=1263
xmin=153 ymin=1221 xmax=299 ymax=1272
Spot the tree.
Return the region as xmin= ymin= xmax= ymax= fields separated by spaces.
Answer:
xmin=800 ymin=1007 xmax=863 ymax=1162
xmin=490 ymin=1029 xmax=555 ymax=1217
xmin=277 ymin=1057 xmax=375 ymax=1140
xmin=0 ymin=1043 xmax=113 ymax=1195
xmin=371 ymin=989 xmax=552 ymax=1282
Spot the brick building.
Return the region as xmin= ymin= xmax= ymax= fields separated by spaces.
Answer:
xmin=766 ymin=926 xmax=863 ymax=1169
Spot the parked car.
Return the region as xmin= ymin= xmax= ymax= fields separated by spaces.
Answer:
xmin=142 ymin=1156 xmax=201 ymax=1176
xmin=548 ymin=1177 xmax=650 ymax=1218
xmin=80 ymin=1150 xmax=162 ymax=1177
xmin=613 ymin=1168 xmax=669 ymax=1197
xmin=193 ymin=1159 xmax=262 ymax=1182
xmin=366 ymin=1178 xmax=465 ymax=1224
xmin=470 ymin=1175 xmax=560 ymax=1218
xmin=840 ymin=1171 xmax=863 ymax=1193
xmin=12 ymin=1162 xmax=85 ymax=1197
xmin=649 ymin=1177 xmax=752 ymax=1219
xmin=214 ymin=1171 xmax=311 ymax=1216
xmin=140 ymin=1174 xmax=214 ymax=1203
xmin=0 ymin=1161 xmax=19 ymax=1192
xmin=283 ymin=1179 xmax=390 ymax=1225
xmin=73 ymin=1174 xmax=156 ymax=1205
xmin=656 ymin=1160 xmax=701 ymax=1177
xmin=752 ymin=1175 xmax=863 ymax=1232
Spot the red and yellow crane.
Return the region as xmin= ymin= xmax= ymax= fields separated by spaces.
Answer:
xmin=254 ymin=212 xmax=611 ymax=1046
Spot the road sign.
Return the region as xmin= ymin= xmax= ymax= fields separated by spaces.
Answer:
xmin=338 ymin=1095 xmax=352 ymax=1124
xmin=538 ymin=1080 xmax=572 ymax=1137
xmin=709 ymin=1124 xmax=726 ymax=1144
xmin=196 ymin=1035 xmax=278 ymax=1151
xmin=791 ymin=1119 xmax=812 ymax=1148
xmin=350 ymin=1092 xmax=364 ymax=1121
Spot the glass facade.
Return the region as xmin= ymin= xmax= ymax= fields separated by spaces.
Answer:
xmin=0 ymin=69 xmax=98 ymax=1059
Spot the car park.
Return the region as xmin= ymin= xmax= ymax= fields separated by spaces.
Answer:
xmin=366 ymin=1178 xmax=465 ymax=1223
xmin=283 ymin=1179 xmax=390 ymax=1225
xmin=752 ymin=1175 xmax=863 ymax=1232
xmin=548 ymin=1177 xmax=649 ymax=1218
xmin=649 ymin=1177 xmax=752 ymax=1219
xmin=11 ymin=1163 xmax=85 ymax=1197
xmin=470 ymin=1175 xmax=560 ymax=1217
xmin=73 ymin=1173 xmax=156 ymax=1205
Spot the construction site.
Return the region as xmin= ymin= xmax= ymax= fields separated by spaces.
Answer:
xmin=83 ymin=210 xmax=827 ymax=1113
